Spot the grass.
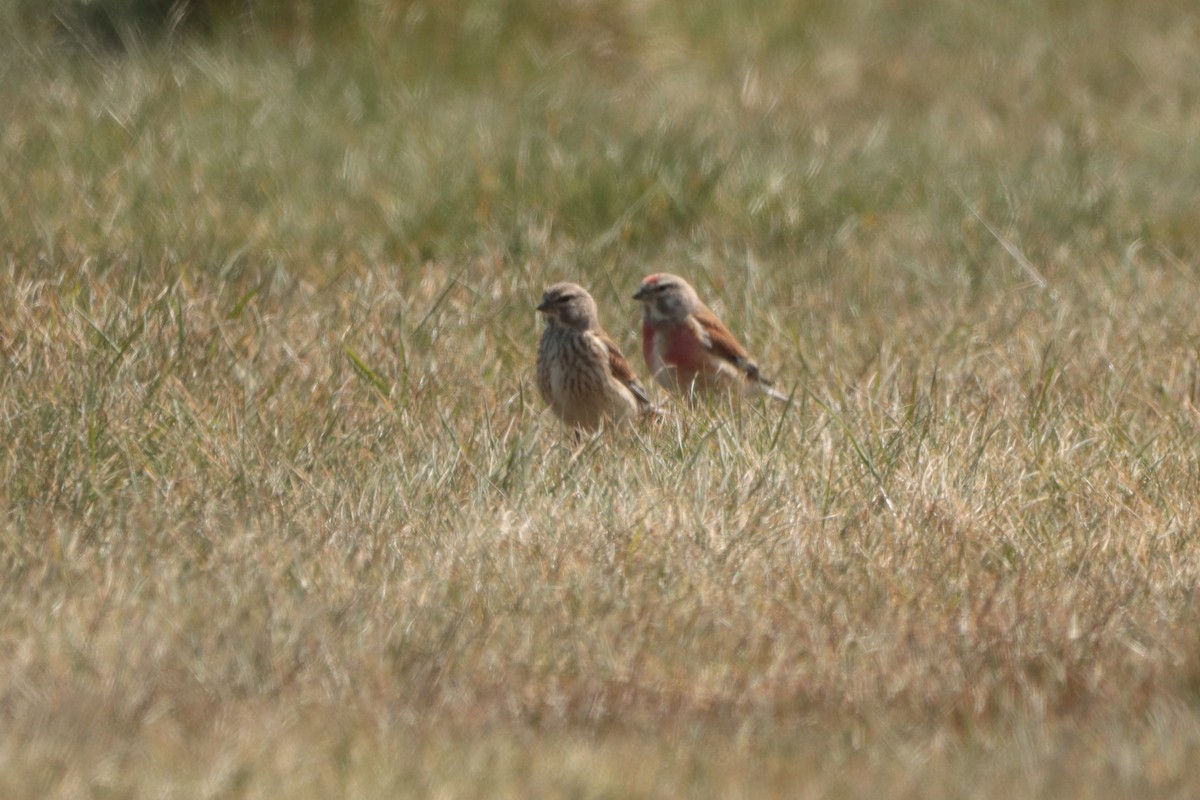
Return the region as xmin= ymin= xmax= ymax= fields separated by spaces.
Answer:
xmin=3 ymin=0 xmax=1200 ymax=796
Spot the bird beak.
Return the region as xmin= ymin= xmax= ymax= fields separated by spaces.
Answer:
xmin=536 ymin=299 xmax=551 ymax=313
xmin=632 ymin=286 xmax=648 ymax=301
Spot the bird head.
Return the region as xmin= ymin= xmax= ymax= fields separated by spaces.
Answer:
xmin=632 ymin=273 xmax=697 ymax=323
xmin=536 ymin=282 xmax=599 ymax=331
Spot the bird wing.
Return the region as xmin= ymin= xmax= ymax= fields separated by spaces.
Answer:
xmin=689 ymin=307 xmax=774 ymax=385
xmin=600 ymin=332 xmax=653 ymax=410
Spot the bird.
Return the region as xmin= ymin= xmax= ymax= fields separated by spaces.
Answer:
xmin=632 ymin=273 xmax=787 ymax=402
xmin=536 ymin=282 xmax=653 ymax=432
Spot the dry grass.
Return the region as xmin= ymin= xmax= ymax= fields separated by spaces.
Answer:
xmin=3 ymin=0 xmax=1200 ymax=796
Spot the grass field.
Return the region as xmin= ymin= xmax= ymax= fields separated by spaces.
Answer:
xmin=3 ymin=0 xmax=1200 ymax=796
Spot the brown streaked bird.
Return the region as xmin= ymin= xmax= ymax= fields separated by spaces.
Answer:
xmin=632 ymin=273 xmax=786 ymax=402
xmin=536 ymin=282 xmax=653 ymax=431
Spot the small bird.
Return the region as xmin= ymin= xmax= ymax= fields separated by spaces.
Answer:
xmin=536 ymin=282 xmax=653 ymax=431
xmin=633 ymin=273 xmax=786 ymax=402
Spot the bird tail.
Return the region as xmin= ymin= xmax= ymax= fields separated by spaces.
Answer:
xmin=743 ymin=363 xmax=788 ymax=404
xmin=759 ymin=383 xmax=789 ymax=403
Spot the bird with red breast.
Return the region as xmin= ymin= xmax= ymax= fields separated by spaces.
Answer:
xmin=632 ymin=273 xmax=786 ymax=403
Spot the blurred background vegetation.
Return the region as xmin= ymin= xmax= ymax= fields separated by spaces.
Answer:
xmin=5 ymin=0 xmax=1196 ymax=297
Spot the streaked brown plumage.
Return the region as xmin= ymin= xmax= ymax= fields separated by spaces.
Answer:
xmin=536 ymin=282 xmax=652 ymax=431
xmin=632 ymin=273 xmax=786 ymax=402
